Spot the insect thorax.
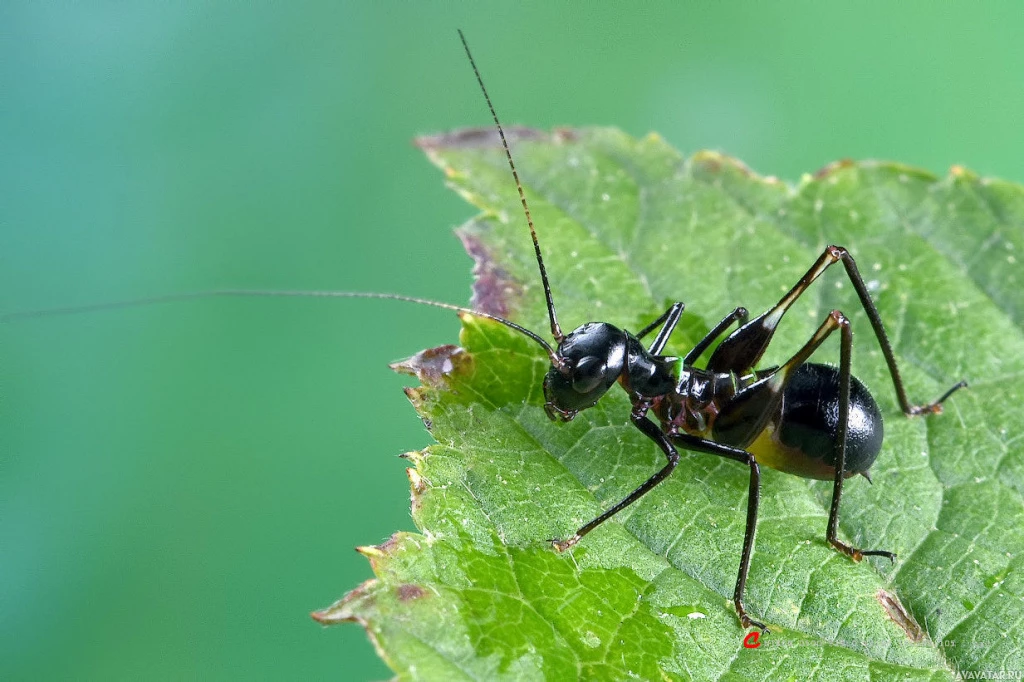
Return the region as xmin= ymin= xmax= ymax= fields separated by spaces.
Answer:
xmin=652 ymin=366 xmax=742 ymax=439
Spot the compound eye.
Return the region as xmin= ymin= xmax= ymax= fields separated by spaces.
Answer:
xmin=571 ymin=355 xmax=607 ymax=393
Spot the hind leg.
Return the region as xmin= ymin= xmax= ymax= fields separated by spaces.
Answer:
xmin=705 ymin=245 xmax=965 ymax=412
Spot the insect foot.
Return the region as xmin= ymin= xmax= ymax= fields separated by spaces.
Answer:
xmin=550 ymin=536 xmax=581 ymax=552
xmin=906 ymin=379 xmax=969 ymax=416
xmin=736 ymin=603 xmax=770 ymax=634
xmin=829 ymin=538 xmax=897 ymax=564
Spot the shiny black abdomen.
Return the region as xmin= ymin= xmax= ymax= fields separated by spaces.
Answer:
xmin=776 ymin=363 xmax=884 ymax=477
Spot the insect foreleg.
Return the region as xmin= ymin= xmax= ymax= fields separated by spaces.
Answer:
xmin=551 ymin=407 xmax=680 ymax=551
xmin=635 ymin=302 xmax=684 ymax=352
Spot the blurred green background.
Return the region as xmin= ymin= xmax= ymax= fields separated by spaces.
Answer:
xmin=3 ymin=3 xmax=1023 ymax=679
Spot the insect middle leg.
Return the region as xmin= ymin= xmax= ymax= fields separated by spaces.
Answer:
xmin=669 ymin=431 xmax=767 ymax=632
xmin=635 ymin=302 xmax=684 ymax=353
xmin=706 ymin=245 xmax=965 ymax=411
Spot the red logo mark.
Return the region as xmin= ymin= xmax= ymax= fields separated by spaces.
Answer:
xmin=742 ymin=631 xmax=761 ymax=649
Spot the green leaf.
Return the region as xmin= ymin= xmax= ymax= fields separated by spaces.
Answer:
xmin=316 ymin=128 xmax=1024 ymax=680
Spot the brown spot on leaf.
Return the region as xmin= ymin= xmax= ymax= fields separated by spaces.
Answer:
xmin=458 ymin=228 xmax=523 ymax=318
xmin=403 ymin=386 xmax=425 ymax=409
xmin=696 ymin=153 xmax=722 ymax=173
xmin=691 ymin=150 xmax=758 ymax=178
xmin=407 ymin=467 xmax=428 ymax=513
xmin=396 ymin=583 xmax=427 ymax=602
xmin=375 ymin=534 xmax=402 ymax=555
xmin=391 ymin=345 xmax=468 ymax=386
xmin=406 ymin=467 xmax=425 ymax=490
xmin=552 ymin=127 xmax=578 ymax=143
xmin=415 ymin=126 xmax=550 ymax=151
xmin=877 ymin=589 xmax=924 ymax=642
xmin=814 ymin=158 xmax=856 ymax=179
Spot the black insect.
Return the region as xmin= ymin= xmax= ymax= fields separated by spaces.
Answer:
xmin=443 ymin=31 xmax=967 ymax=632
xmin=7 ymin=31 xmax=967 ymax=633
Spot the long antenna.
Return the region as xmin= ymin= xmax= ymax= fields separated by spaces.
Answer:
xmin=6 ymin=34 xmax=569 ymax=365
xmin=2 ymin=289 xmax=560 ymax=362
xmin=457 ymin=29 xmax=564 ymax=343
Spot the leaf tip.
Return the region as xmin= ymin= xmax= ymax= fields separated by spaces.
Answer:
xmin=398 ymin=449 xmax=424 ymax=462
xmin=310 ymin=604 xmax=351 ymax=626
xmin=641 ymin=131 xmax=669 ymax=150
xmin=949 ymin=163 xmax=981 ymax=182
xmin=355 ymin=544 xmax=385 ymax=558
xmin=312 ymin=579 xmax=377 ymax=626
